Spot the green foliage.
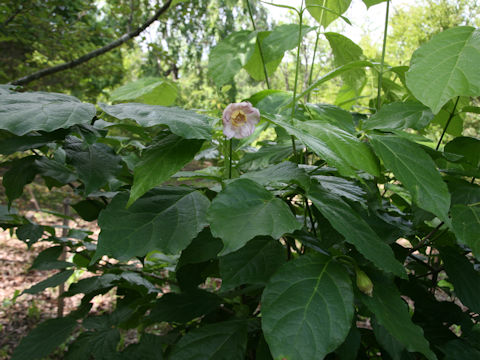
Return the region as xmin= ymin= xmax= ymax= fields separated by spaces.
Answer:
xmin=2 ymin=2 xmax=480 ymax=360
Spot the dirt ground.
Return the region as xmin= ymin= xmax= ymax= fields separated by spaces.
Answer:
xmin=0 ymin=183 xmax=113 ymax=359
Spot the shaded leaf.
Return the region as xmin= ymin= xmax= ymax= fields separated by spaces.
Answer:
xmin=306 ymin=0 xmax=352 ymax=28
xmin=244 ymin=31 xmax=283 ymax=81
xmin=309 ymin=183 xmax=405 ymax=277
xmin=23 ymin=270 xmax=74 ymax=295
xmin=451 ymin=204 xmax=480 ymax=259
xmin=370 ymin=134 xmax=450 ymax=224
xmin=12 ymin=317 xmax=77 ymax=360
xmin=111 ymin=77 xmax=177 ymax=106
xmin=95 ymin=188 xmax=210 ymax=260
xmin=169 ymin=320 xmax=248 ymax=360
xmin=3 ymin=156 xmax=38 ymax=204
xmin=240 ymin=161 xmax=310 ymax=189
xmin=262 ymin=24 xmax=315 ymax=62
xmin=219 ymin=236 xmax=286 ymax=291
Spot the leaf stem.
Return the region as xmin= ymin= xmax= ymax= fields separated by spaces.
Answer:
xmin=436 ymin=96 xmax=460 ymax=151
xmin=307 ymin=30 xmax=321 ymax=103
xmin=228 ymin=139 xmax=233 ymax=179
xmin=377 ymin=0 xmax=390 ymax=110
xmin=246 ymin=0 xmax=271 ymax=89
xmin=291 ymin=1 xmax=304 ymax=122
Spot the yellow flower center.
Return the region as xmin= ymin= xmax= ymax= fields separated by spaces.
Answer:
xmin=231 ymin=110 xmax=247 ymax=127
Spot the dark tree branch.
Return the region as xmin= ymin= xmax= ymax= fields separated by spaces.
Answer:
xmin=10 ymin=0 xmax=173 ymax=86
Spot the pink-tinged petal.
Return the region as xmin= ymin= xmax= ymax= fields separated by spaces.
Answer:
xmin=236 ymin=122 xmax=255 ymax=138
xmin=223 ymin=124 xmax=236 ymax=139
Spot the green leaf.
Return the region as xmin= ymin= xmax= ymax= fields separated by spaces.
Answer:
xmin=295 ymin=60 xmax=375 ymax=102
xmin=362 ymin=0 xmax=386 ymax=8
xmin=244 ymin=31 xmax=283 ymax=81
xmin=363 ymin=102 xmax=435 ymax=131
xmin=0 ymin=92 xmax=96 ymax=135
xmin=262 ymin=24 xmax=315 ymax=62
xmin=169 ymin=320 xmax=248 ymax=360
xmin=95 ymin=188 xmax=210 ymax=260
xmin=64 ymin=138 xmax=122 ymax=195
xmin=128 ymin=134 xmax=204 ymax=207
xmin=406 ymin=26 xmax=480 ymax=114
xmin=178 ymin=228 xmax=223 ymax=266
xmin=324 ymin=32 xmax=365 ymax=90
xmin=23 ymin=270 xmax=74 ymax=294
xmin=120 ymin=334 xmax=165 ymax=360
xmin=31 ymin=246 xmax=72 ymax=270
xmin=238 ymin=142 xmax=294 ymax=171
xmin=266 ymin=115 xmax=380 ymax=177
xmin=35 ymin=157 xmax=77 ymax=185
xmin=66 ymin=329 xmax=120 ymax=360
xmin=65 ymin=274 xmax=120 ymax=296
xmin=100 ymin=103 xmax=212 ymax=140
xmin=3 ymin=156 xmax=38 ymax=204
xmin=370 ymin=135 xmax=451 ymax=224
xmin=111 ymin=77 xmax=178 ymax=106
xmin=360 ymin=276 xmax=437 ymax=360
xmin=306 ymin=0 xmax=352 ymax=28
xmin=451 ymin=205 xmax=480 ymax=259
xmin=444 ymin=136 xmax=480 ymax=168
xmin=219 ymin=236 xmax=286 ymax=291
xmin=0 ymin=130 xmax=68 ymax=155
xmin=440 ymin=339 xmax=480 ymax=359
xmin=71 ymin=199 xmax=105 ymax=221
xmin=440 ymin=248 xmax=480 ymax=314
xmin=11 ymin=317 xmax=77 ymax=360
xmin=305 ymin=103 xmax=355 ymax=134
xmin=261 ymin=254 xmax=354 ymax=360
xmin=149 ymin=289 xmax=221 ymax=323
xmin=240 ymin=161 xmax=310 ymax=189
xmin=207 ymin=179 xmax=301 ymax=255
xmin=16 ymin=222 xmax=44 ymax=246
xmin=308 ymin=183 xmax=406 ymax=277
xmin=208 ymin=30 xmax=256 ymax=86
xmin=311 ymin=175 xmax=366 ymax=203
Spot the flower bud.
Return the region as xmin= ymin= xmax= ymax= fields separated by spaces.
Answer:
xmin=356 ymin=269 xmax=374 ymax=297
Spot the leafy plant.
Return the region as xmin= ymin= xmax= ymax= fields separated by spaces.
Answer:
xmin=1 ymin=0 xmax=480 ymax=359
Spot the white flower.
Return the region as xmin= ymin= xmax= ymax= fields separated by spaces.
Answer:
xmin=222 ymin=102 xmax=260 ymax=139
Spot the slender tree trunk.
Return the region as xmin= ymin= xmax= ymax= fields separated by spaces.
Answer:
xmin=10 ymin=0 xmax=173 ymax=86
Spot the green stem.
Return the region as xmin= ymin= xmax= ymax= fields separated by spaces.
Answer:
xmin=377 ymin=0 xmax=390 ymax=110
xmin=246 ymin=0 xmax=270 ymax=89
xmin=291 ymin=2 xmax=304 ymax=123
xmin=228 ymin=139 xmax=233 ymax=179
xmin=436 ymin=96 xmax=460 ymax=151
xmin=306 ymin=31 xmax=320 ymax=103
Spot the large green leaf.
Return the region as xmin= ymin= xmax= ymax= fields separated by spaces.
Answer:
xmin=451 ymin=205 xmax=480 ymax=259
xmin=0 ymin=92 xmax=96 ymax=135
xmin=406 ymin=27 xmax=480 ymax=114
xmin=308 ymin=183 xmax=406 ymax=277
xmin=266 ymin=115 xmax=380 ymax=177
xmin=362 ymin=0 xmax=386 ymax=8
xmin=444 ymin=136 xmax=480 ymax=168
xmin=95 ymin=188 xmax=210 ymax=260
xmin=11 ymin=317 xmax=77 ymax=360
xmin=219 ymin=236 xmax=286 ymax=291
xmin=261 ymin=24 xmax=315 ymax=62
xmin=120 ymin=334 xmax=164 ymax=360
xmin=440 ymin=248 xmax=480 ymax=314
xmin=360 ymin=276 xmax=437 ymax=360
xmin=169 ymin=320 xmax=248 ymax=360
xmin=261 ymin=254 xmax=354 ymax=360
xmin=177 ymin=228 xmax=223 ymax=267
xmin=0 ymin=130 xmax=68 ymax=155
xmin=110 ymin=77 xmax=178 ymax=106
xmin=306 ymin=103 xmax=355 ymax=134
xmin=440 ymin=339 xmax=480 ymax=359
xmin=149 ymin=289 xmax=221 ymax=323
xmin=128 ymin=134 xmax=204 ymax=206
xmin=244 ymin=31 xmax=283 ymax=81
xmin=208 ymin=30 xmax=256 ymax=86
xmin=363 ymin=102 xmax=435 ymax=131
xmin=370 ymin=135 xmax=451 ymax=224
xmin=324 ymin=32 xmax=365 ymax=90
xmin=3 ymin=156 xmax=38 ymax=204
xmin=240 ymin=161 xmax=310 ymax=189
xmin=65 ymin=329 xmax=120 ymax=360
xmin=100 ymin=103 xmax=212 ymax=140
xmin=23 ymin=270 xmax=73 ymax=295
xmin=306 ymin=0 xmax=352 ymax=28
xmin=207 ymin=179 xmax=301 ymax=255
xmin=64 ymin=138 xmax=122 ymax=195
